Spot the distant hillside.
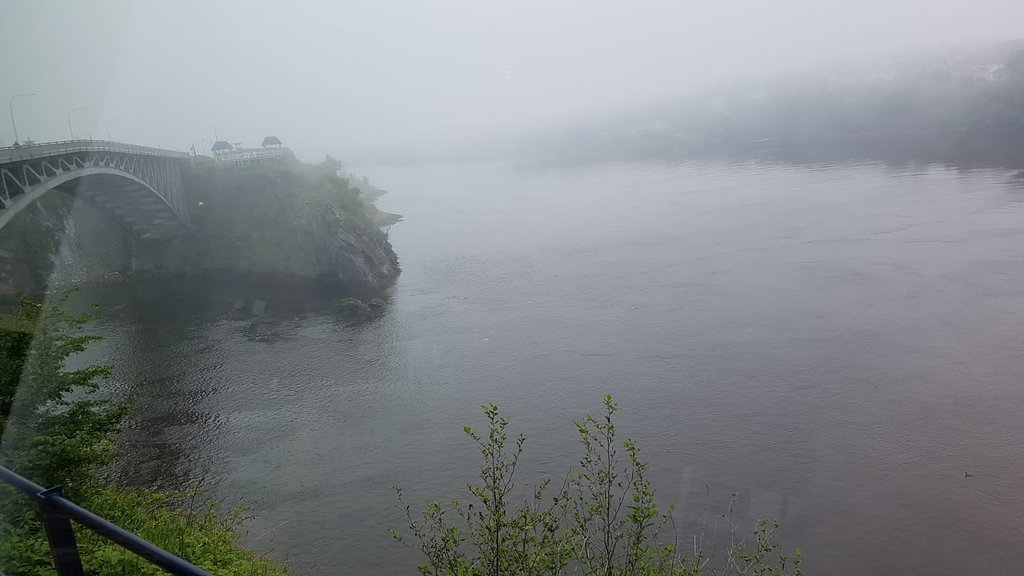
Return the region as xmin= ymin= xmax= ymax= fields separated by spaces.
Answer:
xmin=525 ymin=40 xmax=1024 ymax=168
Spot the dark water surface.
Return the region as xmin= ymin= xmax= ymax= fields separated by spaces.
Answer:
xmin=81 ymin=160 xmax=1024 ymax=575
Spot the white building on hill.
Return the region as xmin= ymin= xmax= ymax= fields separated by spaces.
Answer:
xmin=211 ymin=136 xmax=288 ymax=167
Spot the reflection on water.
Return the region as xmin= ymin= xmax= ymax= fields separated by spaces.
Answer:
xmin=79 ymin=160 xmax=1024 ymax=575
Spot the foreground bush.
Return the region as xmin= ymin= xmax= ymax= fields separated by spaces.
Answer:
xmin=0 ymin=293 xmax=124 ymax=499
xmin=0 ymin=487 xmax=284 ymax=576
xmin=393 ymin=397 xmax=803 ymax=576
xmin=0 ymin=293 xmax=285 ymax=575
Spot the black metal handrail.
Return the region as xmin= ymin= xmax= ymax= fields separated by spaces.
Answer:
xmin=0 ymin=465 xmax=211 ymax=576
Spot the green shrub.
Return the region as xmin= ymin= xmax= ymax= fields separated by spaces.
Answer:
xmin=393 ymin=397 xmax=803 ymax=576
xmin=0 ymin=294 xmax=286 ymax=576
xmin=0 ymin=290 xmax=124 ymax=499
xmin=0 ymin=487 xmax=285 ymax=576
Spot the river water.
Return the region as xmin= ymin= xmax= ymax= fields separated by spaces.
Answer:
xmin=79 ymin=160 xmax=1024 ymax=575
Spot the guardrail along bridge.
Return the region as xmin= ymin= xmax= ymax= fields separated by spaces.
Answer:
xmin=0 ymin=140 xmax=191 ymax=240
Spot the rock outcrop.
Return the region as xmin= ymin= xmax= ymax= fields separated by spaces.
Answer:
xmin=0 ymin=159 xmax=400 ymax=298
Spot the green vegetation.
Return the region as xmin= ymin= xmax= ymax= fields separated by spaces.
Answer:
xmin=0 ymin=194 xmax=76 ymax=299
xmin=0 ymin=291 xmax=123 ymax=499
xmin=393 ymin=398 xmax=803 ymax=576
xmin=182 ymin=156 xmax=399 ymax=287
xmin=0 ymin=292 xmax=285 ymax=575
xmin=185 ymin=154 xmax=383 ymax=239
xmin=0 ymin=487 xmax=283 ymax=576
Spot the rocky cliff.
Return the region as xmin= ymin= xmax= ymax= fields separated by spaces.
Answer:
xmin=0 ymin=157 xmax=400 ymax=299
xmin=182 ymin=158 xmax=400 ymax=287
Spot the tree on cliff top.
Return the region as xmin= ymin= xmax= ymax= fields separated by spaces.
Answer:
xmin=0 ymin=294 xmax=286 ymax=575
xmin=319 ymin=155 xmax=343 ymax=175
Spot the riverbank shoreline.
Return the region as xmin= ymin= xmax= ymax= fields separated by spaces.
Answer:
xmin=58 ymin=268 xmax=395 ymax=317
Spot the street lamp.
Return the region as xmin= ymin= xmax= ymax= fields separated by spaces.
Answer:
xmin=8 ymin=93 xmax=36 ymax=144
xmin=67 ymin=108 xmax=88 ymax=140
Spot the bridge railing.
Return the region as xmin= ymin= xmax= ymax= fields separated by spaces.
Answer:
xmin=0 ymin=139 xmax=190 ymax=164
xmin=0 ymin=465 xmax=211 ymax=576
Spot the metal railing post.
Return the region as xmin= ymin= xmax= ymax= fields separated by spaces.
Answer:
xmin=36 ymin=487 xmax=85 ymax=576
xmin=0 ymin=466 xmax=212 ymax=575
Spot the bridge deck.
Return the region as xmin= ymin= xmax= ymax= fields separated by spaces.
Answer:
xmin=0 ymin=139 xmax=189 ymax=164
xmin=0 ymin=139 xmax=191 ymax=238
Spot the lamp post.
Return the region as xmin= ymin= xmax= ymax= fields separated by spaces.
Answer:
xmin=67 ymin=107 xmax=88 ymax=140
xmin=8 ymin=93 xmax=36 ymax=144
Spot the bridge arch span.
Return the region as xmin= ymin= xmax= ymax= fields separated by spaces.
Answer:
xmin=0 ymin=140 xmax=191 ymax=240
xmin=0 ymin=167 xmax=187 ymax=239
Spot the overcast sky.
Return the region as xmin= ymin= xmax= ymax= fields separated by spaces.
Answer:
xmin=2 ymin=0 xmax=1022 ymax=162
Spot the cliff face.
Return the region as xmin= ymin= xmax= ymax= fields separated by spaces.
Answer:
xmin=0 ymin=194 xmax=136 ymax=300
xmin=307 ymin=204 xmax=400 ymax=286
xmin=0 ymin=159 xmax=400 ymax=298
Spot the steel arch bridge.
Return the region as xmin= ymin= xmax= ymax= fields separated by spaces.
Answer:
xmin=0 ymin=140 xmax=191 ymax=240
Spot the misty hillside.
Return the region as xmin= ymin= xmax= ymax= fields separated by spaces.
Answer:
xmin=526 ymin=40 xmax=1024 ymax=167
